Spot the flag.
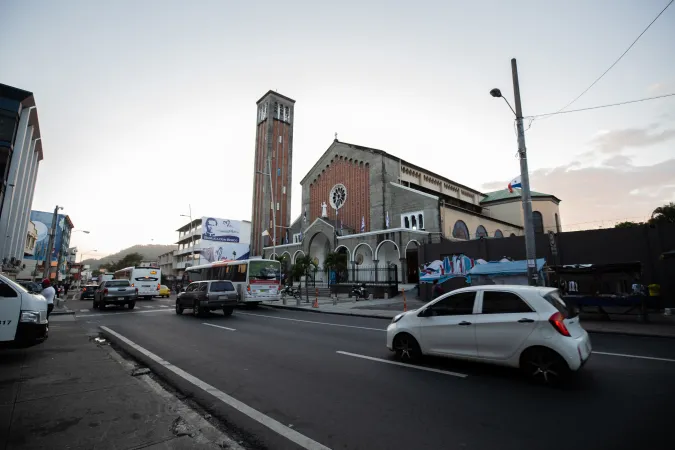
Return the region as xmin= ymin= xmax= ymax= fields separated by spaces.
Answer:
xmin=285 ymin=231 xmax=289 ymax=244
xmin=361 ymin=216 xmax=365 ymax=232
xmin=261 ymin=229 xmax=269 ymax=237
xmin=386 ymin=211 xmax=390 ymax=228
xmin=507 ymin=175 xmax=522 ymax=193
xmin=303 ymin=207 xmax=307 ymax=223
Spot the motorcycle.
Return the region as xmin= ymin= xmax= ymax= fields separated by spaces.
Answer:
xmin=350 ymin=284 xmax=369 ymax=301
xmin=281 ymin=285 xmax=302 ymax=301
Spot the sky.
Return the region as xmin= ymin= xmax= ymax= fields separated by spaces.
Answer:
xmin=1 ymin=0 xmax=674 ymax=258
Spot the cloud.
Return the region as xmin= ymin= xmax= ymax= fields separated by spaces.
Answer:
xmin=481 ymin=158 xmax=675 ymax=229
xmin=588 ymin=125 xmax=675 ymax=154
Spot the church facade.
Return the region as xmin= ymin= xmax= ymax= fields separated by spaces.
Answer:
xmin=261 ymin=138 xmax=562 ymax=285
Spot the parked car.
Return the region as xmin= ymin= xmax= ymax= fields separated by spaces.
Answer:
xmin=93 ymin=280 xmax=138 ymax=310
xmin=80 ymin=284 xmax=98 ymax=300
xmin=386 ymin=285 xmax=591 ymax=385
xmin=0 ymin=273 xmax=48 ymax=348
xmin=175 ymin=280 xmax=238 ymax=317
xmin=158 ymin=285 xmax=170 ymax=298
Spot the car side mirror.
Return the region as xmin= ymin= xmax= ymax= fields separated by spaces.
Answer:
xmin=418 ymin=308 xmax=429 ymax=317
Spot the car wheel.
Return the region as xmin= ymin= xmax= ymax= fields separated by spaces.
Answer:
xmin=176 ymin=302 xmax=184 ymax=315
xmin=127 ymin=301 xmax=135 ymax=310
xmin=223 ymin=307 xmax=234 ymax=316
xmin=520 ymin=347 xmax=570 ymax=386
xmin=193 ymin=301 xmax=201 ymax=317
xmin=393 ymin=333 xmax=421 ymax=362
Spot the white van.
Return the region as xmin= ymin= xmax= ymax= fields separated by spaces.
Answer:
xmin=0 ymin=273 xmax=49 ymax=348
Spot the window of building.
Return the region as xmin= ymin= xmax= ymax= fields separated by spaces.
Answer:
xmin=293 ymin=233 xmax=301 ymax=243
xmin=533 ymin=211 xmax=544 ymax=233
xmin=277 ymin=168 xmax=281 ymax=177
xmin=418 ymin=214 xmax=424 ymax=229
xmin=278 ymin=135 xmax=283 ymax=143
xmin=274 ymin=102 xmax=279 ymax=119
xmin=411 ymin=215 xmax=417 ymax=229
xmin=452 ymin=220 xmax=470 ymax=240
xmin=494 ymin=229 xmax=504 ymax=238
xmin=284 ymin=106 xmax=290 ymax=121
xmin=476 ymin=225 xmax=488 ymax=239
xmin=404 ymin=217 xmax=410 ymax=228
xmin=276 ymin=202 xmax=280 ymax=211
xmin=282 ymin=186 xmax=286 ymax=194
xmin=481 ymin=291 xmax=533 ymax=314
xmin=401 ymin=211 xmax=424 ymax=230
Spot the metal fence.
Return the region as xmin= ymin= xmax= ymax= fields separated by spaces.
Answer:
xmin=333 ymin=265 xmax=398 ymax=287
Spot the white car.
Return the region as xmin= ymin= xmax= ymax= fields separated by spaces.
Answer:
xmin=387 ymin=285 xmax=591 ymax=384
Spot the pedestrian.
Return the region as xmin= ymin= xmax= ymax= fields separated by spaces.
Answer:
xmin=432 ymin=279 xmax=444 ymax=299
xmin=41 ymin=278 xmax=56 ymax=318
xmin=64 ymin=281 xmax=70 ymax=298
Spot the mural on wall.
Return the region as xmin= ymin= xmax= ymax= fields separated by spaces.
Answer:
xmin=25 ymin=211 xmax=67 ymax=262
xmin=419 ymin=254 xmax=486 ymax=283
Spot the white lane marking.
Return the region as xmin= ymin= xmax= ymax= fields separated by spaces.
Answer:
xmin=593 ymin=351 xmax=675 ymax=363
xmin=78 ymin=309 xmax=174 ymax=318
xmin=203 ymin=323 xmax=236 ymax=332
xmin=80 ymin=309 xmax=90 ymax=312
xmin=336 ymin=351 xmax=468 ymax=378
xmin=159 ymin=305 xmax=170 ymax=308
xmin=237 ymin=312 xmax=385 ymax=332
xmin=142 ymin=306 xmax=154 ymax=309
xmin=100 ymin=326 xmax=330 ymax=450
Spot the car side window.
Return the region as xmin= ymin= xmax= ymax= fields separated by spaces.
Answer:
xmin=428 ymin=292 xmax=476 ymax=316
xmin=481 ymin=291 xmax=533 ymax=314
xmin=186 ymin=283 xmax=197 ymax=292
xmin=199 ymin=283 xmax=208 ymax=292
xmin=0 ymin=281 xmax=18 ymax=298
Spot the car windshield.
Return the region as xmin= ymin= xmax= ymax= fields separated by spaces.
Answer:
xmin=249 ymin=260 xmax=281 ymax=281
xmin=210 ymin=281 xmax=234 ymax=292
xmin=1 ymin=275 xmax=29 ymax=294
xmin=107 ymin=280 xmax=130 ymax=287
xmin=544 ymin=290 xmax=576 ymax=318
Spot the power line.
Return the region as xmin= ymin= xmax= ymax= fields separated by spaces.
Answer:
xmin=524 ymin=92 xmax=675 ymax=119
xmin=554 ymin=0 xmax=674 ymax=114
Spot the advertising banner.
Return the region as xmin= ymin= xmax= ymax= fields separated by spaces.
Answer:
xmin=198 ymin=217 xmax=251 ymax=265
xmin=199 ymin=243 xmax=250 ymax=265
xmin=25 ymin=211 xmax=66 ymax=262
xmin=200 ymin=217 xmax=242 ymax=243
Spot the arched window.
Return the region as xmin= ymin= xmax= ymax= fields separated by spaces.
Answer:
xmin=418 ymin=214 xmax=424 ymax=230
xmin=510 ymin=233 xmax=516 ymax=237
xmin=404 ymin=216 xmax=410 ymax=228
xmin=533 ymin=211 xmax=544 ymax=233
xmin=555 ymin=213 xmax=561 ymax=233
xmin=452 ymin=220 xmax=470 ymax=240
xmin=476 ymin=225 xmax=488 ymax=239
xmin=494 ymin=229 xmax=504 ymax=238
xmin=411 ymin=216 xmax=417 ymax=230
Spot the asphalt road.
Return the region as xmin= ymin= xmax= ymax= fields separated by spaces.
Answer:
xmin=74 ymin=297 xmax=675 ymax=450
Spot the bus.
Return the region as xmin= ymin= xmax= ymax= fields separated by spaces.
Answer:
xmin=182 ymin=259 xmax=281 ymax=305
xmin=114 ymin=266 xmax=161 ymax=299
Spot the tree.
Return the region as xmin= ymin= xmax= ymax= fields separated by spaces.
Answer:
xmin=101 ymin=252 xmax=145 ymax=273
xmin=274 ymin=254 xmax=291 ymax=281
xmin=291 ymin=255 xmax=318 ymax=302
xmin=649 ymin=202 xmax=675 ymax=225
xmin=323 ymin=251 xmax=348 ymax=284
xmin=615 ymin=221 xmax=643 ymax=229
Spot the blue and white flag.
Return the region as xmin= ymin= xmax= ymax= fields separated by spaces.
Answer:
xmin=507 ymin=175 xmax=522 ymax=193
xmin=361 ymin=216 xmax=366 ymax=232
xmin=303 ymin=207 xmax=307 ymax=223
xmin=285 ymin=231 xmax=289 ymax=245
xmin=386 ymin=211 xmax=390 ymax=228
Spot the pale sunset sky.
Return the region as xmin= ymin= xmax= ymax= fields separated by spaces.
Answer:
xmin=1 ymin=0 xmax=674 ymax=258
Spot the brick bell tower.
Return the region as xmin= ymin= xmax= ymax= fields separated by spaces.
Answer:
xmin=250 ymin=91 xmax=295 ymax=256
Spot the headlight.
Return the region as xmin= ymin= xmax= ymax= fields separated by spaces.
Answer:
xmin=20 ymin=311 xmax=41 ymax=323
xmin=391 ymin=313 xmax=405 ymax=324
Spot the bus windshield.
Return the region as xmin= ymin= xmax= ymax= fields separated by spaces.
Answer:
xmin=249 ymin=260 xmax=281 ymax=282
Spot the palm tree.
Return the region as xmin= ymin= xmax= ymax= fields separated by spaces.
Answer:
xmin=650 ymin=202 xmax=675 ymax=224
xmin=323 ymin=251 xmax=348 ymax=284
xmin=291 ymin=255 xmax=317 ymax=302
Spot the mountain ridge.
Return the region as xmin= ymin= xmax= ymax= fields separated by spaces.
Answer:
xmin=82 ymin=244 xmax=176 ymax=269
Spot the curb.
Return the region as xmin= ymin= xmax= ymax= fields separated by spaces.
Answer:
xmin=51 ymin=309 xmax=75 ymax=316
xmin=585 ymin=328 xmax=675 ymax=339
xmin=262 ymin=303 xmax=395 ymax=320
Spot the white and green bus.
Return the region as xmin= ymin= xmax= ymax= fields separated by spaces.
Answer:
xmin=182 ymin=259 xmax=281 ymax=305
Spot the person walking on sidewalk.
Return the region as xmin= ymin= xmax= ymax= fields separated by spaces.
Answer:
xmin=63 ymin=281 xmax=70 ymax=298
xmin=41 ymin=278 xmax=56 ymax=318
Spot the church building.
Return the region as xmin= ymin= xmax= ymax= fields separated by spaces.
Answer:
xmin=252 ymin=93 xmax=562 ymax=284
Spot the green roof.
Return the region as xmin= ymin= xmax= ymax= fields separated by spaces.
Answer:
xmin=480 ymin=190 xmax=560 ymax=204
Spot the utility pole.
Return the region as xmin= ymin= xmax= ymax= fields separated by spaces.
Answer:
xmin=43 ymin=205 xmax=62 ymax=280
xmin=189 ymin=204 xmax=195 ymax=267
xmin=511 ymin=58 xmax=538 ymax=286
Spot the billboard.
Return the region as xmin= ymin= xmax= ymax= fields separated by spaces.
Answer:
xmin=198 ymin=217 xmax=251 ymax=265
xmin=25 ymin=211 xmax=67 ymax=262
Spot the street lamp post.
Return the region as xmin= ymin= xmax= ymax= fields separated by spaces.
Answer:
xmin=490 ymin=58 xmax=537 ymax=286
xmin=180 ymin=205 xmax=195 ymax=269
xmin=257 ymin=158 xmax=276 ymax=258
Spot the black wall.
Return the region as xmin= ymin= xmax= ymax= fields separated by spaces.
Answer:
xmin=420 ymin=223 xmax=675 ymax=290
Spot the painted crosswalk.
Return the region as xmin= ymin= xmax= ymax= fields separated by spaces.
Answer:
xmin=75 ymin=302 xmax=174 ymax=315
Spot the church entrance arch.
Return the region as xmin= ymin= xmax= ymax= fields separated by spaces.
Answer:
xmin=405 ymin=240 xmax=421 ymax=283
xmin=308 ymin=232 xmax=332 ymax=285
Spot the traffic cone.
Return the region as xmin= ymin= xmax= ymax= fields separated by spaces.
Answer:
xmin=313 ymin=288 xmax=319 ymax=308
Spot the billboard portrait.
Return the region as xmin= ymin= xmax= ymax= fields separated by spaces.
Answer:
xmin=201 ymin=217 xmax=242 ymax=243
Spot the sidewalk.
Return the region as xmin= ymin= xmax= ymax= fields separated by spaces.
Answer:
xmin=263 ymin=296 xmax=675 ymax=338
xmin=0 ymin=317 xmax=239 ymax=449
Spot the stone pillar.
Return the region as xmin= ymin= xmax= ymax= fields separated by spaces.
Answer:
xmin=399 ymin=257 xmax=408 ymax=284
xmin=373 ymin=259 xmax=379 ymax=283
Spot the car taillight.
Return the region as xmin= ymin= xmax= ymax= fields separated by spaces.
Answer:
xmin=135 ymin=288 xmax=139 ymax=294
xmin=157 ymin=284 xmax=160 ymax=291
xmin=131 ymin=283 xmax=135 ymax=287
xmin=247 ymin=285 xmax=251 ymax=292
xmin=82 ymin=288 xmax=86 ymax=292
xmin=104 ymin=288 xmax=108 ymax=295
xmin=549 ymin=312 xmax=571 ymax=337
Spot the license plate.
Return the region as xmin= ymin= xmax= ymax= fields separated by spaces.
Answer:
xmin=117 ymin=297 xmax=125 ymax=300
xmin=218 ymin=296 xmax=231 ymax=300
xmin=259 ymin=289 xmax=268 ymax=293
xmin=143 ymin=285 xmax=151 ymax=287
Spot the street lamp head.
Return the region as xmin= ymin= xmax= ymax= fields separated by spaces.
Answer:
xmin=490 ymin=88 xmax=503 ymax=98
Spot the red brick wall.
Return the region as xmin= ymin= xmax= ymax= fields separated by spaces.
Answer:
xmin=309 ymin=157 xmax=370 ymax=232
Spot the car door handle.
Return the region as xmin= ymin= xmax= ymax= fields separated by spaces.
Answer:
xmin=518 ymin=318 xmax=535 ymax=323
xmin=458 ymin=321 xmax=472 ymax=326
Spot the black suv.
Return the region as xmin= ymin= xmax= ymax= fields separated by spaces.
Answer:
xmin=81 ymin=284 xmax=98 ymax=300
xmin=176 ymin=280 xmax=238 ymax=317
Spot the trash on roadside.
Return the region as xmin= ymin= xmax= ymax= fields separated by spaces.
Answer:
xmin=131 ymin=367 xmax=151 ymax=376
xmin=94 ymin=337 xmax=107 ymax=344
